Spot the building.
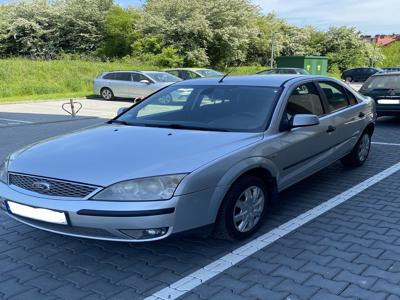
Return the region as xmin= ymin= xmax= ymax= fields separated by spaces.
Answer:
xmin=362 ymin=34 xmax=400 ymax=47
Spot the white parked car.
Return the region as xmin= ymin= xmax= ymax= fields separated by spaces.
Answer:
xmin=93 ymin=71 xmax=181 ymax=100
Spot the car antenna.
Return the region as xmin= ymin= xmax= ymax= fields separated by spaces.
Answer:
xmin=219 ymin=72 xmax=230 ymax=83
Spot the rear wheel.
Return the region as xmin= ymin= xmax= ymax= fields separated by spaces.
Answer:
xmin=213 ymin=175 xmax=268 ymax=240
xmin=341 ymin=132 xmax=371 ymax=167
xmin=101 ymin=88 xmax=114 ymax=101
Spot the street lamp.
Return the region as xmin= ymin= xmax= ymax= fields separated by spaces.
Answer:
xmin=270 ymin=31 xmax=277 ymax=68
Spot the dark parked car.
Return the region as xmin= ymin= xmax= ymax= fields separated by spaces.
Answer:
xmin=341 ymin=68 xmax=382 ymax=82
xmin=359 ymin=72 xmax=400 ymax=116
xmin=257 ymin=68 xmax=310 ymax=75
xmin=382 ymin=67 xmax=400 ymax=73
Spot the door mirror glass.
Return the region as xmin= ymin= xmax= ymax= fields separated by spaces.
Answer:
xmin=290 ymin=114 xmax=320 ymax=128
xmin=117 ymin=107 xmax=128 ymax=115
xmin=140 ymin=79 xmax=150 ymax=85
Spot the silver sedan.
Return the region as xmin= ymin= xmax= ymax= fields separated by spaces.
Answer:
xmin=0 ymin=75 xmax=376 ymax=242
xmin=93 ymin=70 xmax=181 ymax=100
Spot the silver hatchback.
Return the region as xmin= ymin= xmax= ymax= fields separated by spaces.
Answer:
xmin=0 ymin=75 xmax=376 ymax=242
xmin=93 ymin=70 xmax=181 ymax=100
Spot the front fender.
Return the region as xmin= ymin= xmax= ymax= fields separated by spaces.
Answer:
xmin=207 ymin=156 xmax=279 ymax=222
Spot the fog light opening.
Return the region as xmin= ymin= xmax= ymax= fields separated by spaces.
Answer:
xmin=120 ymin=227 xmax=169 ymax=240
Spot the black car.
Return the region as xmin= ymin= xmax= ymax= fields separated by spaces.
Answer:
xmin=257 ymin=68 xmax=310 ymax=75
xmin=341 ymin=68 xmax=382 ymax=82
xmin=359 ymin=72 xmax=400 ymax=116
xmin=382 ymin=67 xmax=400 ymax=73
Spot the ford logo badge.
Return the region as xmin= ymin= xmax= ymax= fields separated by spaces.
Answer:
xmin=32 ymin=181 xmax=51 ymax=192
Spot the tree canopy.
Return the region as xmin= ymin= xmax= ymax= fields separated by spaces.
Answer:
xmin=0 ymin=0 xmax=389 ymax=71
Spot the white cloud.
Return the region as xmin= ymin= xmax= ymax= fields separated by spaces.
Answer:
xmin=253 ymin=0 xmax=400 ymax=34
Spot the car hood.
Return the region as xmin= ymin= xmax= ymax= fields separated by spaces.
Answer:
xmin=8 ymin=125 xmax=262 ymax=187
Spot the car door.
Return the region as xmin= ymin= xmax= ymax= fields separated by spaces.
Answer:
xmin=128 ymin=72 xmax=154 ymax=98
xmin=317 ymin=80 xmax=366 ymax=158
xmin=112 ymin=72 xmax=133 ymax=97
xmin=273 ymin=81 xmax=339 ymax=189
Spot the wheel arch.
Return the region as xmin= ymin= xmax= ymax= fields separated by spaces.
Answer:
xmin=208 ymin=157 xmax=279 ymax=223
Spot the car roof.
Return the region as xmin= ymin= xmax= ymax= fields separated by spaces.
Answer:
xmin=164 ymin=68 xmax=213 ymax=71
xmin=172 ymin=74 xmax=331 ymax=87
xmin=371 ymin=71 xmax=400 ymax=77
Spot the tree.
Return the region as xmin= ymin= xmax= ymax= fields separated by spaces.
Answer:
xmin=141 ymin=0 xmax=259 ymax=67
xmin=96 ymin=6 xmax=141 ymax=58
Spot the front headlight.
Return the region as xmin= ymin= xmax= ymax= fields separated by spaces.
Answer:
xmin=0 ymin=160 xmax=8 ymax=184
xmin=91 ymin=174 xmax=187 ymax=201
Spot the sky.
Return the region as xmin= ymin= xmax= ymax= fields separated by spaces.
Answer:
xmin=1 ymin=0 xmax=398 ymax=34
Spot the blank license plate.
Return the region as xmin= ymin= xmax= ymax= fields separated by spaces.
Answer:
xmin=7 ymin=201 xmax=68 ymax=225
xmin=377 ymin=99 xmax=400 ymax=105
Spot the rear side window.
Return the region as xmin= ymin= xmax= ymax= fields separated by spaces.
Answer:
xmin=285 ymin=83 xmax=324 ymax=118
xmin=318 ymin=82 xmax=349 ymax=112
xmin=103 ymin=73 xmax=115 ymax=80
xmin=114 ymin=72 xmax=132 ymax=81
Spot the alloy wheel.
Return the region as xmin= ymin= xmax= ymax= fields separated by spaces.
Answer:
xmin=233 ymin=186 xmax=265 ymax=233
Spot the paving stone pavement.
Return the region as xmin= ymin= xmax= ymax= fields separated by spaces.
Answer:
xmin=0 ymin=115 xmax=400 ymax=299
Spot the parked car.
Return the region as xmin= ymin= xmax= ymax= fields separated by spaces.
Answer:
xmin=382 ymin=67 xmax=400 ymax=73
xmin=341 ymin=67 xmax=382 ymax=82
xmin=257 ymin=68 xmax=310 ymax=75
xmin=359 ymin=72 xmax=400 ymax=116
xmin=93 ymin=71 xmax=181 ymax=100
xmin=0 ymin=75 xmax=376 ymax=242
xmin=164 ymin=68 xmax=223 ymax=80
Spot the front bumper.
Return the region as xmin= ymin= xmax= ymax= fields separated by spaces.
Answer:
xmin=0 ymin=182 xmax=221 ymax=242
xmin=376 ymin=104 xmax=400 ymax=116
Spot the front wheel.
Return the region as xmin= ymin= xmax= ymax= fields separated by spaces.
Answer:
xmin=341 ymin=132 xmax=371 ymax=167
xmin=213 ymin=176 xmax=268 ymax=240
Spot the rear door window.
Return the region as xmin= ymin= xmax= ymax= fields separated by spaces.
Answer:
xmin=114 ymin=72 xmax=132 ymax=81
xmin=318 ymin=81 xmax=350 ymax=112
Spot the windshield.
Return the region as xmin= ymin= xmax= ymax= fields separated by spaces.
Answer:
xmin=298 ymin=69 xmax=310 ymax=75
xmin=117 ymin=84 xmax=280 ymax=132
xmin=195 ymin=69 xmax=223 ymax=77
xmin=360 ymin=75 xmax=400 ymax=93
xmin=146 ymin=72 xmax=181 ymax=83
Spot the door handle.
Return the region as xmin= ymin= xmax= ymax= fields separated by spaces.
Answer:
xmin=326 ymin=125 xmax=336 ymax=133
xmin=358 ymin=112 xmax=365 ymax=118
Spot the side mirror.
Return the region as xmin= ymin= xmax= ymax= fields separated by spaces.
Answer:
xmin=117 ymin=107 xmax=128 ymax=115
xmin=140 ymin=79 xmax=151 ymax=85
xmin=290 ymin=114 xmax=320 ymax=128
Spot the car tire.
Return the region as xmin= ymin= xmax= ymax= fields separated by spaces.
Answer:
xmin=101 ymin=88 xmax=114 ymax=101
xmin=341 ymin=132 xmax=371 ymax=167
xmin=213 ymin=175 xmax=269 ymax=241
xmin=345 ymin=76 xmax=353 ymax=82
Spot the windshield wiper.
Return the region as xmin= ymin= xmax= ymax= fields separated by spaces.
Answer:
xmin=107 ymin=119 xmax=133 ymax=126
xmin=142 ymin=123 xmax=229 ymax=132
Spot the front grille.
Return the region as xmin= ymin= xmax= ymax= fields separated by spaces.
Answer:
xmin=9 ymin=173 xmax=99 ymax=198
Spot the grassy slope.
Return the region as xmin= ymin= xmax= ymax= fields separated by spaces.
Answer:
xmin=0 ymin=59 xmax=268 ymax=103
xmin=0 ymin=59 xmax=344 ymax=103
xmin=0 ymin=58 xmax=156 ymax=103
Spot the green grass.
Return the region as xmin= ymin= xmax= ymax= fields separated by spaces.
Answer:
xmin=0 ymin=58 xmax=157 ymax=103
xmin=0 ymin=58 xmax=342 ymax=103
xmin=380 ymin=41 xmax=400 ymax=67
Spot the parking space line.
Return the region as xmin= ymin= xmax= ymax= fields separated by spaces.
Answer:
xmin=372 ymin=142 xmax=400 ymax=147
xmin=146 ymin=161 xmax=400 ymax=300
xmin=0 ymin=118 xmax=32 ymax=124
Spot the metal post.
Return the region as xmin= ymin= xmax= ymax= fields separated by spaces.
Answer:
xmin=270 ymin=32 xmax=276 ymax=68
xmin=70 ymin=99 xmax=76 ymax=117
